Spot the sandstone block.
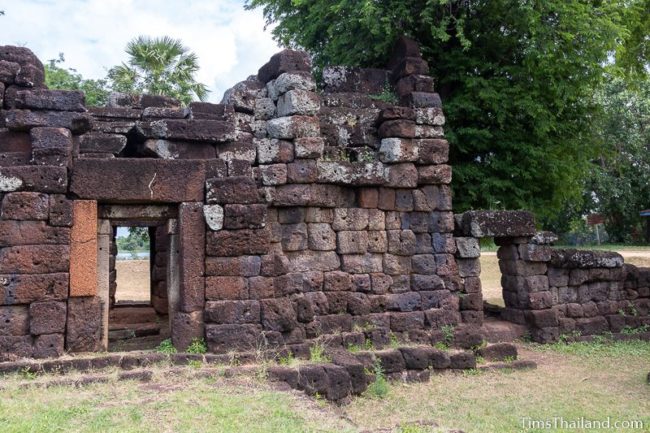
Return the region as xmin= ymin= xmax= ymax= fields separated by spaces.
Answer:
xmin=1 ymin=192 xmax=49 ymax=220
xmin=15 ymin=89 xmax=85 ymax=112
xmin=29 ymin=301 xmax=66 ymax=335
xmin=206 ymin=228 xmax=270 ymax=256
xmin=258 ymin=50 xmax=311 ymax=83
xmin=69 ymin=200 xmax=97 ymax=297
xmin=276 ymin=89 xmax=319 ymax=116
xmin=267 ymin=116 xmax=320 ymax=139
xmin=206 ymin=176 xmax=260 ymax=204
xmin=4 ymin=109 xmax=91 ymax=134
xmin=66 ymin=296 xmax=101 ymax=352
xmin=205 ymin=256 xmax=261 ymax=277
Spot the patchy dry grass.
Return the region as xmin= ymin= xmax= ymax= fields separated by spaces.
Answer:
xmin=345 ymin=340 xmax=650 ymax=433
xmin=0 ymin=367 xmax=355 ymax=433
xmin=1 ymin=340 xmax=648 ymax=432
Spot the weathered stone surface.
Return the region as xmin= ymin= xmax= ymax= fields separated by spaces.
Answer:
xmin=1 ymin=192 xmax=49 ymax=220
xmin=267 ymin=116 xmax=320 ymax=139
xmin=15 ymin=89 xmax=85 ymax=112
xmin=460 ymin=210 xmax=536 ymax=238
xmin=379 ymin=138 xmax=417 ymax=163
xmin=205 ymin=300 xmax=261 ymax=324
xmin=456 ymin=237 xmax=480 ymax=258
xmin=269 ymin=71 xmax=316 ymax=98
xmin=205 ymin=256 xmax=261 ymax=277
xmin=206 ymin=324 xmax=262 ymax=352
xmin=294 ymin=137 xmax=324 ymax=159
xmin=0 ymin=245 xmax=69 ymax=274
xmin=417 ymin=139 xmax=448 ymax=164
xmin=32 ymin=334 xmax=64 ymax=359
xmin=29 ymin=301 xmax=66 ymax=335
xmin=66 ymin=296 xmax=102 ymax=352
xmin=206 ymin=229 xmax=270 ymax=256
xmin=142 ymin=106 xmax=189 ymax=119
xmin=223 ymin=204 xmax=267 ymax=230
xmin=0 ymin=166 xmax=67 ymax=193
xmin=260 ymin=164 xmax=288 ymax=186
xmin=4 ymin=110 xmax=92 ymax=134
xmin=137 ymin=119 xmax=236 ymax=143
xmin=79 ymin=133 xmax=127 ymax=154
xmin=221 ymin=79 xmax=264 ymax=114
xmin=30 ymin=127 xmax=73 ymax=155
xmin=277 ymin=90 xmax=320 ymax=117
xmin=255 ymin=138 xmax=294 ymax=164
xmin=400 ymin=92 xmax=442 ymax=108
xmin=69 ymin=200 xmax=97 ymax=297
xmin=418 ymin=165 xmax=452 ymax=184
xmin=171 ymin=311 xmax=204 ymax=351
xmin=280 ymin=223 xmax=308 ymax=251
xmin=178 ymin=203 xmax=206 ymax=312
xmin=206 ymin=176 xmax=260 ymax=204
xmin=0 ymin=60 xmax=20 ymax=84
xmin=337 ymin=231 xmax=369 ymax=254
xmin=0 ymin=221 xmax=70 ymax=248
xmin=385 ymin=163 xmax=418 ymax=188
xmin=550 ymin=249 xmax=624 ymax=269
xmin=205 ymin=276 xmax=248 ymax=300
xmin=72 ymin=159 xmax=206 ymax=202
xmin=258 ymin=49 xmax=311 ymax=83
xmin=0 ymin=306 xmax=29 ymax=336
xmin=0 ymin=273 xmax=68 ymax=305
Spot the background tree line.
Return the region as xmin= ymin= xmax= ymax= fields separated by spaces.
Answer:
xmin=245 ymin=0 xmax=649 ymax=244
xmin=40 ymin=1 xmax=649 ymax=244
xmin=45 ymin=36 xmax=209 ymax=106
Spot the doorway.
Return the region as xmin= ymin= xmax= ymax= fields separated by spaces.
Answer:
xmin=97 ymin=205 xmax=179 ymax=351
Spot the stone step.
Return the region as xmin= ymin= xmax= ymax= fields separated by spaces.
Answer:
xmin=109 ymin=306 xmax=158 ymax=325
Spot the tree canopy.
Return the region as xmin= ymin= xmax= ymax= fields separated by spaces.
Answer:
xmin=107 ymin=36 xmax=209 ymax=105
xmin=247 ymin=0 xmax=644 ymax=223
xmin=44 ymin=54 xmax=110 ymax=106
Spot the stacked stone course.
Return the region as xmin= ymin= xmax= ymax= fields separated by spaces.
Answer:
xmin=1 ymin=37 xmax=647 ymax=361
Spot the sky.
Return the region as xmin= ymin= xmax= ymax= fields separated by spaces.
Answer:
xmin=0 ymin=0 xmax=281 ymax=102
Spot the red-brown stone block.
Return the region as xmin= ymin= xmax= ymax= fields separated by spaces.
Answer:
xmin=69 ymin=200 xmax=97 ymax=297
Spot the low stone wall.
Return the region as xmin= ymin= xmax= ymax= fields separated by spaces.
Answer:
xmin=457 ymin=211 xmax=650 ymax=342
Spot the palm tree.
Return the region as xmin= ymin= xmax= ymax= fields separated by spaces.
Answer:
xmin=108 ymin=36 xmax=209 ymax=105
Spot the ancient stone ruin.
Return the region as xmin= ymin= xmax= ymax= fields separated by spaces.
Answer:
xmin=1 ymin=38 xmax=648 ymax=362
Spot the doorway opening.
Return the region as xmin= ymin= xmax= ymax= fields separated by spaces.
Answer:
xmin=114 ymin=226 xmax=151 ymax=304
xmin=99 ymin=205 xmax=178 ymax=351
xmin=479 ymin=237 xmax=505 ymax=317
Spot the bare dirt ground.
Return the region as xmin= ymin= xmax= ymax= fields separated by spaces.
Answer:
xmin=115 ymin=260 xmax=150 ymax=302
xmin=480 ymin=249 xmax=650 ymax=306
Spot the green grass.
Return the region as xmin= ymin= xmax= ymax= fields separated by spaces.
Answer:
xmin=0 ymin=373 xmax=354 ymax=433
xmin=346 ymin=340 xmax=650 ymax=433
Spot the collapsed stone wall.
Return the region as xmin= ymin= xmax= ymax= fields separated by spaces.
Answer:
xmin=1 ymin=38 xmax=478 ymax=360
xmin=3 ymin=38 xmax=645 ymax=361
xmin=457 ymin=211 xmax=650 ymax=342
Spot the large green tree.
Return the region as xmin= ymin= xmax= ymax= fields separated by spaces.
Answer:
xmin=587 ymin=76 xmax=650 ymax=242
xmin=107 ymin=36 xmax=209 ymax=105
xmin=44 ymin=54 xmax=110 ymax=106
xmin=247 ymin=0 xmax=637 ymax=221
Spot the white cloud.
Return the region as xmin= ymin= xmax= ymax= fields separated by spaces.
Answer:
xmin=0 ymin=0 xmax=280 ymax=101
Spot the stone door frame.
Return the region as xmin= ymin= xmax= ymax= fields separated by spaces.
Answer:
xmin=97 ymin=204 xmax=179 ymax=350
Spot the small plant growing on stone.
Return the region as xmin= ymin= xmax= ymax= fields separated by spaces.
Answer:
xmin=156 ymin=338 xmax=177 ymax=354
xmin=186 ymin=338 xmax=207 ymax=354
xmin=503 ymin=355 xmax=516 ymax=364
xmin=365 ymin=359 xmax=389 ymax=399
xmin=389 ymin=332 xmax=400 ymax=349
xmin=188 ymin=360 xmax=203 ymax=369
xmin=369 ymin=82 xmax=397 ymax=104
xmin=434 ymin=341 xmax=449 ymax=351
xmin=475 ymin=355 xmax=485 ymax=365
xmin=441 ymin=325 xmax=455 ymax=345
xmin=309 ymin=342 xmax=330 ymax=363
xmin=278 ymin=352 xmax=296 ymax=366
